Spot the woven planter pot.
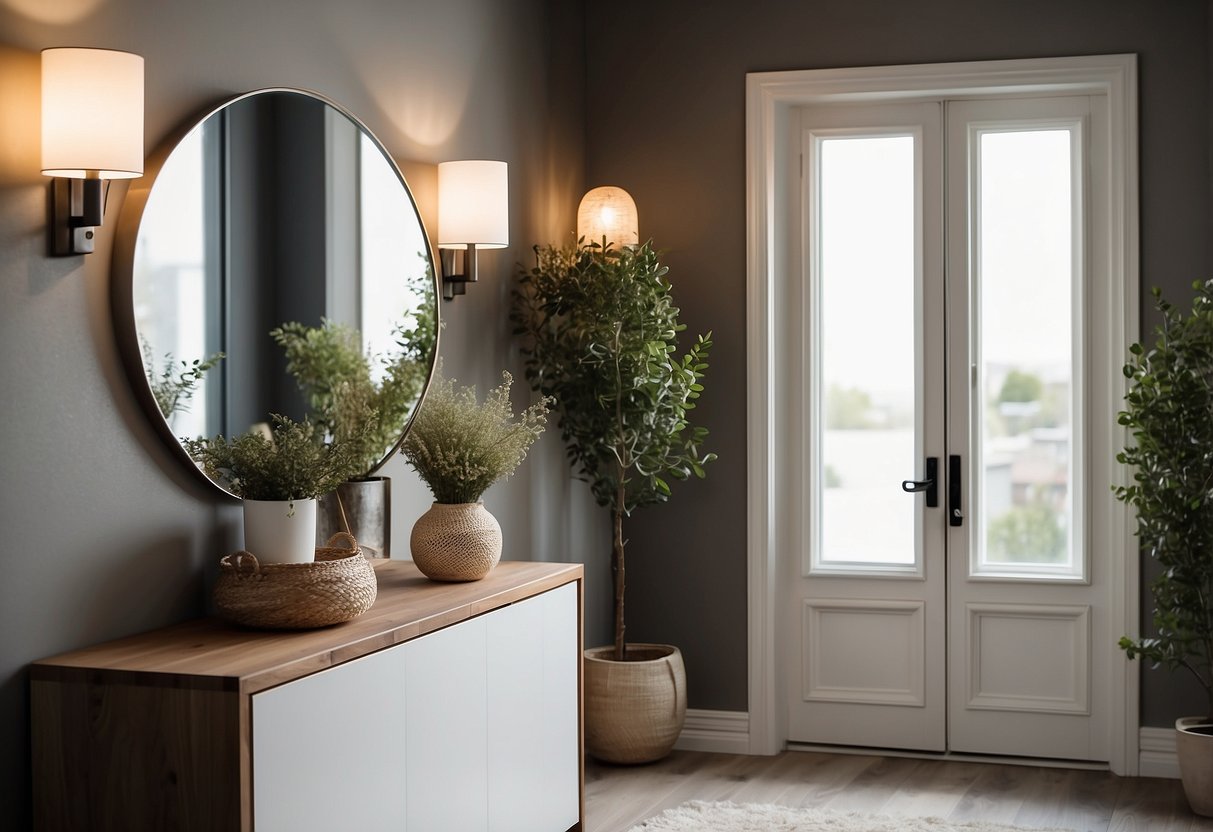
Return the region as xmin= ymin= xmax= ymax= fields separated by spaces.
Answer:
xmin=409 ymin=502 xmax=502 ymax=581
xmin=584 ymin=643 xmax=686 ymax=764
xmin=1177 ymin=717 xmax=1213 ymax=817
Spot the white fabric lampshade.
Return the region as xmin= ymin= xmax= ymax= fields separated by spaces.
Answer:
xmin=577 ymin=186 xmax=638 ymax=248
xmin=437 ymin=160 xmax=509 ymax=250
xmin=41 ymin=48 xmax=144 ymax=179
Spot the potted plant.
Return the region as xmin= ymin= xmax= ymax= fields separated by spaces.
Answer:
xmin=184 ymin=414 xmax=369 ymax=564
xmin=512 ymin=241 xmax=714 ymax=763
xmin=400 ymin=366 xmax=550 ymax=581
xmin=1115 ymin=281 xmax=1213 ymax=816
xmin=271 ymin=302 xmax=435 ymax=557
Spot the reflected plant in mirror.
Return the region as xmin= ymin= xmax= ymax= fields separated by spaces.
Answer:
xmin=116 ymin=88 xmax=440 ymax=504
xmin=141 ymin=342 xmax=225 ymax=425
xmin=271 ymin=287 xmax=437 ymax=476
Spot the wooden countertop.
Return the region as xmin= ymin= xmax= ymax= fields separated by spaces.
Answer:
xmin=30 ymin=560 xmax=582 ymax=695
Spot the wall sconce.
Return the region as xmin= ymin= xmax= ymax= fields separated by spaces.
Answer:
xmin=437 ymin=160 xmax=508 ymax=301
xmin=41 ymin=47 xmax=144 ymax=256
xmin=577 ymin=186 xmax=638 ymax=249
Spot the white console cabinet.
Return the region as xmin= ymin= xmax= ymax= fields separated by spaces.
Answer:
xmin=32 ymin=561 xmax=583 ymax=832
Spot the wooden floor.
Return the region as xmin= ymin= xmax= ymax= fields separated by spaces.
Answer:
xmin=586 ymin=750 xmax=1212 ymax=832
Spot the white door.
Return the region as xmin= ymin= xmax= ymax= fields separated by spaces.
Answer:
xmin=787 ymin=93 xmax=1112 ymax=761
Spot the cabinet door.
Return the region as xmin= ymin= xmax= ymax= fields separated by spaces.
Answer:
xmin=486 ymin=582 xmax=579 ymax=832
xmin=253 ymin=645 xmax=407 ymax=831
xmin=405 ymin=615 xmax=489 ymax=832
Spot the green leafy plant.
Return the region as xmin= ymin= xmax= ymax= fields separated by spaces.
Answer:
xmin=141 ymin=341 xmax=225 ymax=420
xmin=512 ymin=241 xmax=715 ymax=661
xmin=1114 ymin=280 xmax=1213 ymax=721
xmin=183 ymin=413 xmax=370 ymax=502
xmin=400 ymin=366 xmax=550 ymax=504
xmin=270 ymin=299 xmax=434 ymax=476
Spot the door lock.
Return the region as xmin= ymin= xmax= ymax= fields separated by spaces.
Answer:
xmin=949 ymin=454 xmax=963 ymax=527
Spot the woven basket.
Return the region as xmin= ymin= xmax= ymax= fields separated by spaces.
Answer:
xmin=214 ymin=532 xmax=377 ymax=629
xmin=583 ymin=643 xmax=687 ymax=764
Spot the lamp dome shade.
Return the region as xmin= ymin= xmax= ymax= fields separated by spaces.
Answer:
xmin=437 ymin=160 xmax=509 ymax=249
xmin=577 ymin=186 xmax=638 ymax=248
xmin=41 ymin=48 xmax=144 ymax=179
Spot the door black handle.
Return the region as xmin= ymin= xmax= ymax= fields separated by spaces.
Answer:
xmin=901 ymin=457 xmax=938 ymax=508
xmin=949 ymin=454 xmax=963 ymax=526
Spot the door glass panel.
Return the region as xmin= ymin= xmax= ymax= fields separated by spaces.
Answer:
xmin=974 ymin=128 xmax=1080 ymax=575
xmin=815 ymin=134 xmax=919 ymax=567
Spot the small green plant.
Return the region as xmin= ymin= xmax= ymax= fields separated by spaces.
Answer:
xmin=270 ymin=303 xmax=434 ymax=475
xmin=1115 ymin=280 xmax=1213 ymax=721
xmin=142 ymin=342 xmax=225 ymax=419
xmin=512 ymin=241 xmax=715 ymax=660
xmin=183 ymin=413 xmax=370 ymax=502
xmin=400 ymin=367 xmax=550 ymax=505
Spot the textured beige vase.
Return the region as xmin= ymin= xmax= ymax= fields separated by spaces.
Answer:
xmin=409 ymin=502 xmax=502 ymax=581
xmin=1176 ymin=717 xmax=1213 ymax=817
xmin=584 ymin=643 xmax=687 ymax=764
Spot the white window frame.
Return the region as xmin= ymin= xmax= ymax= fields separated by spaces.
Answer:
xmin=745 ymin=55 xmax=1138 ymax=773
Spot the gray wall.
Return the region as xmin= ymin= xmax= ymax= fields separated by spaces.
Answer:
xmin=582 ymin=0 xmax=1212 ymax=721
xmin=0 ymin=0 xmax=595 ymax=824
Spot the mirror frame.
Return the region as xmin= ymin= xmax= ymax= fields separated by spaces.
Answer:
xmin=112 ymin=87 xmax=441 ymax=500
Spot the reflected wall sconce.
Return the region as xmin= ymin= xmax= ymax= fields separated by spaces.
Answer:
xmin=437 ymin=160 xmax=508 ymax=301
xmin=41 ymin=47 xmax=144 ymax=256
xmin=577 ymin=186 xmax=638 ymax=249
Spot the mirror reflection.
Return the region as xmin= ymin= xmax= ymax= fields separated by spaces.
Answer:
xmin=128 ymin=89 xmax=438 ymax=494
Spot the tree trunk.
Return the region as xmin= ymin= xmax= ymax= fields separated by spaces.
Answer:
xmin=612 ymin=479 xmax=627 ymax=661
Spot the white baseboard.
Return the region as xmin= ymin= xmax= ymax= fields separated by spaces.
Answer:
xmin=675 ymin=709 xmax=751 ymax=754
xmin=1139 ymin=727 xmax=1180 ymax=779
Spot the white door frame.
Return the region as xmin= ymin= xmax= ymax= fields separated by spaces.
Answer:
xmin=745 ymin=55 xmax=1140 ymax=774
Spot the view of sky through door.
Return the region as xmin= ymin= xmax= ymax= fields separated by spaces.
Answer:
xmin=975 ymin=128 xmax=1076 ymax=571
xmin=817 ymin=134 xmax=917 ymax=565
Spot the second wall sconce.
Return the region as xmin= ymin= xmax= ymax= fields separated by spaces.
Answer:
xmin=437 ymin=160 xmax=509 ymax=301
xmin=42 ymin=47 xmax=144 ymax=256
xmin=577 ymin=186 xmax=638 ymax=249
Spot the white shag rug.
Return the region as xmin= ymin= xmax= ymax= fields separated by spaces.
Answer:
xmin=627 ymin=801 xmax=1073 ymax=832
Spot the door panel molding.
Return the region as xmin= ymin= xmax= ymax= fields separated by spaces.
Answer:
xmin=746 ymin=54 xmax=1138 ymax=771
xmin=802 ymin=599 xmax=926 ymax=706
xmin=964 ymin=602 xmax=1090 ymax=715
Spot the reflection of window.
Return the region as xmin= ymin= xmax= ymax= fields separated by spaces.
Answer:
xmin=358 ymin=134 xmax=429 ymax=381
xmin=132 ymin=124 xmax=220 ymax=438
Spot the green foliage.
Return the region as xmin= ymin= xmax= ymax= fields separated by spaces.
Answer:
xmin=512 ymin=242 xmax=715 ymax=515
xmin=142 ymin=342 xmax=225 ymax=419
xmin=1114 ymin=280 xmax=1213 ymax=720
xmin=986 ymin=503 xmax=1065 ymax=563
xmin=270 ymin=301 xmax=434 ymax=476
xmin=183 ymin=413 xmax=369 ymax=501
xmin=998 ymin=369 xmax=1044 ymax=403
xmin=400 ymin=367 xmax=550 ymax=504
xmin=512 ymin=241 xmax=715 ymax=658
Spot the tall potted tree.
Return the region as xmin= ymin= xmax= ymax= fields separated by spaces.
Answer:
xmin=1115 ymin=281 xmax=1213 ymax=817
xmin=513 ymin=241 xmax=714 ymax=763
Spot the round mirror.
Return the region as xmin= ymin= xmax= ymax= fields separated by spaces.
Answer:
xmin=114 ymin=88 xmax=439 ymax=498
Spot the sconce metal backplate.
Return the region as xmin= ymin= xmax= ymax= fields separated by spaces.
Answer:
xmin=49 ymin=178 xmax=103 ymax=256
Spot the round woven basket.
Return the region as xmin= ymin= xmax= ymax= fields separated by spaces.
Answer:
xmin=409 ymin=502 xmax=502 ymax=581
xmin=583 ymin=643 xmax=687 ymax=764
xmin=214 ymin=532 xmax=377 ymax=629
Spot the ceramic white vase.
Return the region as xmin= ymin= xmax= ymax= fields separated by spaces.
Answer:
xmin=243 ymin=498 xmax=318 ymax=564
xmin=409 ymin=502 xmax=502 ymax=581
